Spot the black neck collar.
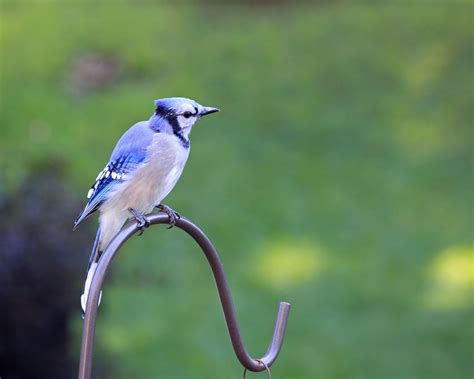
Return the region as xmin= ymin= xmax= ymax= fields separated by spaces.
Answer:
xmin=155 ymin=107 xmax=189 ymax=148
xmin=173 ymin=130 xmax=190 ymax=148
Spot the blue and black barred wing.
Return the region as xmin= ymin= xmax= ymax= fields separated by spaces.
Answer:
xmin=73 ymin=155 xmax=140 ymax=229
xmin=73 ymin=120 xmax=154 ymax=229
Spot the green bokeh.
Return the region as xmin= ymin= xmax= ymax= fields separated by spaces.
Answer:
xmin=1 ymin=1 xmax=472 ymax=378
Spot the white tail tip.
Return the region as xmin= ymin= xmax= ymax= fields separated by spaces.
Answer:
xmin=81 ymin=262 xmax=102 ymax=314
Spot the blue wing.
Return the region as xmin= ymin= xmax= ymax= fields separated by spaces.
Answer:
xmin=74 ymin=121 xmax=154 ymax=229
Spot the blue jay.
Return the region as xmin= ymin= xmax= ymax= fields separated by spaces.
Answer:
xmin=74 ymin=97 xmax=219 ymax=313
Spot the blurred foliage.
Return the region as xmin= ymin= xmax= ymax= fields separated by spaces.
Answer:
xmin=0 ymin=161 xmax=93 ymax=378
xmin=1 ymin=1 xmax=473 ymax=379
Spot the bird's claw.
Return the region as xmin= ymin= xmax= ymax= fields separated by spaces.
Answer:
xmin=129 ymin=208 xmax=150 ymax=235
xmin=155 ymin=204 xmax=180 ymax=228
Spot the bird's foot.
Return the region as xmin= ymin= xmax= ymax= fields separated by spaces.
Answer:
xmin=129 ymin=208 xmax=150 ymax=235
xmin=155 ymin=204 xmax=180 ymax=229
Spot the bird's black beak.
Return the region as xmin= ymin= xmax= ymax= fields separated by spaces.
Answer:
xmin=199 ymin=106 xmax=220 ymax=117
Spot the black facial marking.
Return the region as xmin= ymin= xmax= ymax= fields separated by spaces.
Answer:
xmin=155 ymin=105 xmax=172 ymax=118
xmin=168 ymin=116 xmax=190 ymax=148
xmin=154 ymin=105 xmax=190 ymax=148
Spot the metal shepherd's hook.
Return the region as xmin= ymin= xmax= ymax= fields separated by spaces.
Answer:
xmin=78 ymin=213 xmax=291 ymax=379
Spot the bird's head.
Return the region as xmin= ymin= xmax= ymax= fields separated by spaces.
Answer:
xmin=150 ymin=97 xmax=219 ymax=142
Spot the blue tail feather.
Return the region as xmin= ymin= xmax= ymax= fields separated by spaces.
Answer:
xmin=87 ymin=226 xmax=102 ymax=273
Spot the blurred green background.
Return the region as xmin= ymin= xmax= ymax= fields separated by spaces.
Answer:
xmin=1 ymin=1 xmax=473 ymax=378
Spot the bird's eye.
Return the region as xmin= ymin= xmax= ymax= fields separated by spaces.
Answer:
xmin=183 ymin=111 xmax=193 ymax=118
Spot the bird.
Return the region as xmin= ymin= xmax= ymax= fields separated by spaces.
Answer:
xmin=74 ymin=97 xmax=219 ymax=314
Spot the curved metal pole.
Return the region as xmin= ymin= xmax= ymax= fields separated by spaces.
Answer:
xmin=78 ymin=214 xmax=291 ymax=379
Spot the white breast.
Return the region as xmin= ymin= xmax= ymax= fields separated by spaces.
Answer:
xmin=103 ymin=133 xmax=190 ymax=216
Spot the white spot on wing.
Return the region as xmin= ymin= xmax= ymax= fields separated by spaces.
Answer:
xmin=87 ymin=188 xmax=94 ymax=199
xmin=105 ymin=171 xmax=110 ymax=178
xmin=111 ymin=172 xmax=117 ymax=179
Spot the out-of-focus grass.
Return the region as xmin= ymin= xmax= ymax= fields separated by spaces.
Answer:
xmin=1 ymin=1 xmax=473 ymax=378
